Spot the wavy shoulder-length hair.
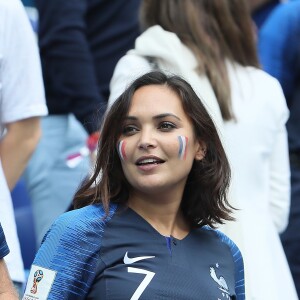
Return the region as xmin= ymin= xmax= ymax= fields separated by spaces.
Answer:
xmin=74 ymin=71 xmax=233 ymax=228
xmin=140 ymin=0 xmax=260 ymax=121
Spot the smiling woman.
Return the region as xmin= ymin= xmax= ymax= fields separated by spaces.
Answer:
xmin=23 ymin=71 xmax=245 ymax=300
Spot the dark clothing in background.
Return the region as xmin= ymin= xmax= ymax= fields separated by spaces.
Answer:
xmin=252 ymin=0 xmax=280 ymax=29
xmin=258 ymin=1 xmax=300 ymax=296
xmin=36 ymin=0 xmax=141 ymax=133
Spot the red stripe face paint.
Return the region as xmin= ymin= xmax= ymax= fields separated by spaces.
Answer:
xmin=178 ymin=136 xmax=188 ymax=160
xmin=117 ymin=140 xmax=127 ymax=161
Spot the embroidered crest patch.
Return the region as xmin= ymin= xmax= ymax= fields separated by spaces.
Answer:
xmin=22 ymin=265 xmax=57 ymax=300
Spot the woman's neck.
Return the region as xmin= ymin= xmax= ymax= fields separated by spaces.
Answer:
xmin=128 ymin=192 xmax=190 ymax=239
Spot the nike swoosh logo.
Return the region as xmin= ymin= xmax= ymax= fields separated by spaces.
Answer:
xmin=123 ymin=252 xmax=155 ymax=264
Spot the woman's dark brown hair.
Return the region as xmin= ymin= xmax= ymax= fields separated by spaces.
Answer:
xmin=139 ymin=0 xmax=260 ymax=120
xmin=74 ymin=71 xmax=233 ymax=228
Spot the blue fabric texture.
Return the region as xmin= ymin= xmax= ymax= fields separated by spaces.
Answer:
xmin=252 ymin=0 xmax=280 ymax=29
xmin=0 ymin=223 xmax=9 ymax=259
xmin=207 ymin=227 xmax=245 ymax=300
xmin=33 ymin=204 xmax=117 ymax=299
xmin=24 ymin=204 xmax=245 ymax=299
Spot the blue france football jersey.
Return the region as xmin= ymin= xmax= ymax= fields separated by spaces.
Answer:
xmin=23 ymin=204 xmax=245 ymax=300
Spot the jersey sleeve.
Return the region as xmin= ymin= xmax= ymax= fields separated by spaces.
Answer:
xmin=215 ymin=230 xmax=245 ymax=300
xmin=0 ymin=223 xmax=9 ymax=259
xmin=22 ymin=204 xmax=116 ymax=300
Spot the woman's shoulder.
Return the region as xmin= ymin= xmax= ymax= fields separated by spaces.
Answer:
xmin=229 ymin=63 xmax=288 ymax=114
xmin=56 ymin=203 xmax=116 ymax=227
xmin=25 ymin=204 xmax=118 ymax=299
xmin=57 ymin=203 xmax=113 ymax=220
xmin=245 ymin=66 xmax=281 ymax=86
xmin=41 ymin=204 xmax=118 ymax=245
xmin=229 ymin=62 xmax=280 ymax=86
xmin=234 ymin=63 xmax=286 ymax=98
xmin=200 ymin=226 xmax=242 ymax=257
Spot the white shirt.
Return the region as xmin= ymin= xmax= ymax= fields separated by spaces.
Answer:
xmin=0 ymin=0 xmax=48 ymax=283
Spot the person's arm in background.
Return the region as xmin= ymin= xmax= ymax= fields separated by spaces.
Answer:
xmin=267 ymin=81 xmax=291 ymax=233
xmin=36 ymin=0 xmax=106 ymax=134
xmin=0 ymin=118 xmax=41 ymax=191
xmin=0 ymin=259 xmax=18 ymax=300
xmin=0 ymin=224 xmax=17 ymax=300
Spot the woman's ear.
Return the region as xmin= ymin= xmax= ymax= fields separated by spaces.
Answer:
xmin=195 ymin=141 xmax=207 ymax=161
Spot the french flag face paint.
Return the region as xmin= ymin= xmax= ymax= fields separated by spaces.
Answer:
xmin=117 ymin=140 xmax=127 ymax=161
xmin=178 ymin=136 xmax=188 ymax=160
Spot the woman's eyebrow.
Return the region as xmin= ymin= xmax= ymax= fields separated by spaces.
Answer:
xmin=124 ymin=113 xmax=182 ymax=121
xmin=153 ymin=113 xmax=182 ymax=121
xmin=124 ymin=116 xmax=138 ymax=121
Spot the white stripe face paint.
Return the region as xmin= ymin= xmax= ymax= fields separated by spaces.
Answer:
xmin=117 ymin=140 xmax=127 ymax=161
xmin=177 ymin=135 xmax=188 ymax=160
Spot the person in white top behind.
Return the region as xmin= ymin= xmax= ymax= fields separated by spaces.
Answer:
xmin=0 ymin=0 xmax=48 ymax=297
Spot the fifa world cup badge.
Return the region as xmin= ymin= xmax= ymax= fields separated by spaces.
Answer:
xmin=22 ymin=265 xmax=57 ymax=300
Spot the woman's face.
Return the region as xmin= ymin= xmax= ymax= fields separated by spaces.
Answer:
xmin=117 ymin=84 xmax=205 ymax=197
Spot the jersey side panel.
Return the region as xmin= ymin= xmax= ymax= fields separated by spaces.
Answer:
xmin=214 ymin=228 xmax=246 ymax=300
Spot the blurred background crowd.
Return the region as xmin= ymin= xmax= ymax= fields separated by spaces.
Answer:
xmin=0 ymin=0 xmax=299 ymax=299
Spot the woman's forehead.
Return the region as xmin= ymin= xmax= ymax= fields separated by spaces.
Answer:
xmin=127 ymin=85 xmax=184 ymax=116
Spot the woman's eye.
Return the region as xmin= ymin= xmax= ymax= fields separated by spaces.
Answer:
xmin=159 ymin=122 xmax=176 ymax=131
xmin=122 ymin=125 xmax=138 ymax=135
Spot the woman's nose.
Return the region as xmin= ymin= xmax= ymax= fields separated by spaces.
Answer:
xmin=138 ymin=130 xmax=156 ymax=150
xmin=138 ymin=141 xmax=155 ymax=150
